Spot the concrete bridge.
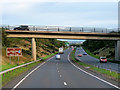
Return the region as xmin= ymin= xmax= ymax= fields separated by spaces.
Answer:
xmin=5 ymin=30 xmax=120 ymax=61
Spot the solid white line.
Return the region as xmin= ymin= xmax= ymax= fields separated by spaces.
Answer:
xmin=12 ymin=56 xmax=55 ymax=90
xmin=68 ymin=53 xmax=120 ymax=89
xmin=64 ymin=82 xmax=67 ymax=86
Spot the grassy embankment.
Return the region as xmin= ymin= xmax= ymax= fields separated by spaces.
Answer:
xmin=2 ymin=34 xmax=65 ymax=71
xmin=82 ymin=40 xmax=120 ymax=64
xmin=83 ymin=47 xmax=100 ymax=59
xmin=83 ymin=47 xmax=120 ymax=64
xmin=71 ymin=49 xmax=119 ymax=81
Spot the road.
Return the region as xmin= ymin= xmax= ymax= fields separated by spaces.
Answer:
xmin=75 ymin=47 xmax=119 ymax=73
xmin=3 ymin=48 xmax=119 ymax=88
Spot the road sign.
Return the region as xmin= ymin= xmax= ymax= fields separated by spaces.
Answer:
xmin=7 ymin=48 xmax=22 ymax=56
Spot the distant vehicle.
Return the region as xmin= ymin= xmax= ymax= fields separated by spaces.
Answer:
xmin=59 ymin=47 xmax=64 ymax=54
xmin=14 ymin=25 xmax=29 ymax=31
xmin=83 ymin=53 xmax=87 ymax=55
xmin=100 ymin=57 xmax=107 ymax=63
xmin=56 ymin=54 xmax=60 ymax=60
xmin=78 ymin=54 xmax=82 ymax=57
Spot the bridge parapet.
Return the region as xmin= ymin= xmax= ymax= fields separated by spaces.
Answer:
xmin=2 ymin=25 xmax=120 ymax=33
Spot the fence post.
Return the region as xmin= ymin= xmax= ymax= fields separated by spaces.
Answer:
xmin=94 ymin=28 xmax=95 ymax=32
xmin=8 ymin=25 xmax=10 ymax=30
xmin=70 ymin=27 xmax=71 ymax=32
xmin=82 ymin=27 xmax=83 ymax=32
xmin=80 ymin=29 xmax=81 ymax=32
xmin=58 ymin=27 xmax=59 ymax=32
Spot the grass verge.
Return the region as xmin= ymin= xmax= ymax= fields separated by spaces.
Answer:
xmin=82 ymin=47 xmax=100 ymax=59
xmin=2 ymin=53 xmax=57 ymax=87
xmin=70 ymin=49 xmax=119 ymax=82
xmin=83 ymin=47 xmax=120 ymax=64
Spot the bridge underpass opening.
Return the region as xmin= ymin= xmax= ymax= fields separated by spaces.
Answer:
xmin=31 ymin=38 xmax=120 ymax=61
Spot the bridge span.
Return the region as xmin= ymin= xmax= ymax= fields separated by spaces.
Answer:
xmin=5 ymin=30 xmax=120 ymax=61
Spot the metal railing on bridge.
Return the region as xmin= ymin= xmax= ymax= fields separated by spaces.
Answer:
xmin=1 ymin=25 xmax=120 ymax=33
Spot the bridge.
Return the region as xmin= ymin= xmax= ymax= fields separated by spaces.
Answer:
xmin=5 ymin=29 xmax=120 ymax=61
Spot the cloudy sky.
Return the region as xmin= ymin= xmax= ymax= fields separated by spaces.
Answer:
xmin=2 ymin=0 xmax=119 ymax=28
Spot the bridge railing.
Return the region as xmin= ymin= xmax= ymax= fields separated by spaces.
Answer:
xmin=1 ymin=25 xmax=120 ymax=33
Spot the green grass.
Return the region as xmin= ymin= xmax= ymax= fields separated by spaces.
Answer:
xmin=2 ymin=64 xmax=18 ymax=72
xmin=83 ymin=47 xmax=100 ymax=59
xmin=2 ymin=61 xmax=42 ymax=87
xmin=71 ymin=49 xmax=119 ymax=80
xmin=1 ymin=61 xmax=33 ymax=72
xmin=108 ymin=60 xmax=120 ymax=64
xmin=83 ymin=47 xmax=120 ymax=64
xmin=2 ymin=53 xmax=57 ymax=87
xmin=42 ymin=52 xmax=58 ymax=60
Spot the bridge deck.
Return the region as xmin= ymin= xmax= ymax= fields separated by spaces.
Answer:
xmin=5 ymin=30 xmax=120 ymax=40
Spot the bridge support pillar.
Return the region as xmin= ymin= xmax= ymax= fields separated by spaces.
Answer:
xmin=32 ymin=38 xmax=36 ymax=61
xmin=115 ymin=41 xmax=120 ymax=61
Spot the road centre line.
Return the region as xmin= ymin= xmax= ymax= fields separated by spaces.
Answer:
xmin=64 ymin=82 xmax=67 ymax=86
xmin=60 ymin=75 xmax=62 ymax=77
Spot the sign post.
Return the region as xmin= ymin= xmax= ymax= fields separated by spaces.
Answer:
xmin=7 ymin=48 xmax=22 ymax=65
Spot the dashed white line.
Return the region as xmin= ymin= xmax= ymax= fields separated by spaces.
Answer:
xmin=64 ymin=82 xmax=67 ymax=86
xmin=60 ymin=75 xmax=62 ymax=77
xmin=58 ymin=70 xmax=59 ymax=73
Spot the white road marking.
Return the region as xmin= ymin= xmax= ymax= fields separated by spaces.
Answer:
xmin=60 ymin=75 xmax=62 ymax=77
xmin=68 ymin=53 xmax=120 ymax=89
xmin=12 ymin=56 xmax=55 ymax=90
xmin=64 ymin=82 xmax=67 ymax=86
xmin=58 ymin=70 xmax=59 ymax=72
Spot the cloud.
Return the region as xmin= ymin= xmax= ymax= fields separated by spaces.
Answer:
xmin=2 ymin=3 xmax=33 ymax=15
xmin=2 ymin=1 xmax=118 ymax=28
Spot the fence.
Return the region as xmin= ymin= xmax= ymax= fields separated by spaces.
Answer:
xmin=1 ymin=25 xmax=120 ymax=33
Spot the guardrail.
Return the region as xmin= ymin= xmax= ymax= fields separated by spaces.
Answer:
xmin=0 ymin=59 xmax=42 ymax=75
xmin=1 ymin=25 xmax=120 ymax=33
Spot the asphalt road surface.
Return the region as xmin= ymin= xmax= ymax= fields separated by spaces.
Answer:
xmin=75 ymin=47 xmax=119 ymax=73
xmin=4 ymin=48 xmax=119 ymax=89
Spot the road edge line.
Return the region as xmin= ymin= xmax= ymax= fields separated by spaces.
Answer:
xmin=68 ymin=52 xmax=120 ymax=89
xmin=12 ymin=56 xmax=55 ymax=89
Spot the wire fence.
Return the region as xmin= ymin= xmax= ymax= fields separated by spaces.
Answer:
xmin=1 ymin=25 xmax=120 ymax=33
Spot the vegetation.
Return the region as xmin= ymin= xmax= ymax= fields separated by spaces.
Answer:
xmin=82 ymin=40 xmax=115 ymax=52
xmin=2 ymin=28 xmax=65 ymax=71
xmin=2 ymin=52 xmax=57 ymax=87
xmin=71 ymin=49 xmax=119 ymax=81
xmin=83 ymin=47 xmax=100 ymax=59
xmin=82 ymin=40 xmax=115 ymax=59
